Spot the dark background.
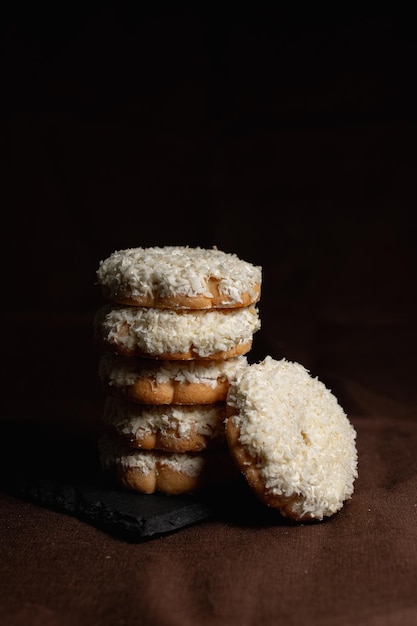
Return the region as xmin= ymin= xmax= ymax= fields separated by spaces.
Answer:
xmin=1 ymin=5 xmax=416 ymax=435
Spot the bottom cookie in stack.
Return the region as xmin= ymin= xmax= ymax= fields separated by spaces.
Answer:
xmin=98 ymin=432 xmax=238 ymax=496
xmin=97 ymin=355 xmax=247 ymax=495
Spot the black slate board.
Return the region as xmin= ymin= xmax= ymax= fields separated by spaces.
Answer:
xmin=1 ymin=420 xmax=285 ymax=541
xmin=9 ymin=477 xmax=215 ymax=542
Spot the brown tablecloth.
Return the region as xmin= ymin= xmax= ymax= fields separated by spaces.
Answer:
xmin=2 ymin=412 xmax=417 ymax=626
xmin=1 ymin=7 xmax=416 ymax=625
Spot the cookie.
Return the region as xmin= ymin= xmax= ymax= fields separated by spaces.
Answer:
xmin=96 ymin=246 xmax=262 ymax=309
xmin=98 ymin=433 xmax=239 ymax=495
xmin=102 ymin=396 xmax=227 ymax=452
xmin=94 ymin=304 xmax=261 ymax=360
xmin=98 ymin=353 xmax=249 ymax=404
xmin=225 ymin=356 xmax=358 ymax=522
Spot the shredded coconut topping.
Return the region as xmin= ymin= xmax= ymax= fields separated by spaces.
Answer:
xmin=96 ymin=246 xmax=261 ymax=304
xmin=99 ymin=353 xmax=249 ymax=389
xmin=95 ymin=304 xmax=261 ymax=357
xmin=103 ymin=396 xmax=226 ymax=438
xmin=98 ymin=434 xmax=207 ymax=477
xmin=227 ymin=356 xmax=358 ymax=520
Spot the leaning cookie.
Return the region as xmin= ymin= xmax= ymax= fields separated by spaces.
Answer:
xmin=99 ymin=353 xmax=249 ymax=404
xmin=102 ymin=396 xmax=227 ymax=452
xmin=225 ymin=356 xmax=358 ymax=522
xmin=94 ymin=304 xmax=261 ymax=360
xmin=98 ymin=433 xmax=239 ymax=495
xmin=96 ymin=246 xmax=262 ymax=309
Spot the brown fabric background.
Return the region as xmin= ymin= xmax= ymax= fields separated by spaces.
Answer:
xmin=1 ymin=6 xmax=416 ymax=626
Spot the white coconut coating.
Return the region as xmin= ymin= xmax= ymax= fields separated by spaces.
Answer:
xmin=98 ymin=433 xmax=212 ymax=477
xmin=94 ymin=304 xmax=261 ymax=358
xmin=96 ymin=246 xmax=262 ymax=307
xmin=98 ymin=353 xmax=249 ymax=389
xmin=226 ymin=356 xmax=358 ymax=521
xmin=102 ymin=396 xmax=226 ymax=440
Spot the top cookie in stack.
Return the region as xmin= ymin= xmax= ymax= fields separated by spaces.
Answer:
xmin=94 ymin=246 xmax=262 ymax=495
xmin=96 ymin=245 xmax=261 ymax=310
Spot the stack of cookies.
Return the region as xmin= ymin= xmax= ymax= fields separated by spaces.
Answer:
xmin=93 ymin=246 xmax=262 ymax=495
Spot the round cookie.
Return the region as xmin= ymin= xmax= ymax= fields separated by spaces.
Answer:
xmin=94 ymin=304 xmax=261 ymax=360
xmin=98 ymin=433 xmax=239 ymax=495
xmin=225 ymin=356 xmax=358 ymax=522
xmin=99 ymin=353 xmax=249 ymax=404
xmin=102 ymin=396 xmax=227 ymax=452
xmin=96 ymin=246 xmax=262 ymax=309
